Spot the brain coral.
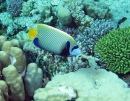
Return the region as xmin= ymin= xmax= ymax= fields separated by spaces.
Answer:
xmin=94 ymin=27 xmax=130 ymax=74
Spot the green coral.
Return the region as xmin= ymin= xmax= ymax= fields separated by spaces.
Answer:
xmin=94 ymin=27 xmax=130 ymax=74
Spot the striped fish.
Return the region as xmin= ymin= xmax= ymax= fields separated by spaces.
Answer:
xmin=28 ymin=24 xmax=81 ymax=56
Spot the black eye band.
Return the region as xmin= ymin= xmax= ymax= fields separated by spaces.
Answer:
xmin=72 ymin=45 xmax=78 ymax=51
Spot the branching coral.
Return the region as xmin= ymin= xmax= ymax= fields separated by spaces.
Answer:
xmin=20 ymin=0 xmax=35 ymax=16
xmin=66 ymin=0 xmax=94 ymax=31
xmin=7 ymin=0 xmax=23 ymax=17
xmin=0 ymin=12 xmax=13 ymax=27
xmin=23 ymin=42 xmax=89 ymax=78
xmin=21 ymin=0 xmax=52 ymax=24
xmin=4 ymin=0 xmax=53 ymax=35
xmin=0 ymin=0 xmax=6 ymax=12
xmin=76 ymin=19 xmax=117 ymax=55
xmin=94 ymin=27 xmax=130 ymax=74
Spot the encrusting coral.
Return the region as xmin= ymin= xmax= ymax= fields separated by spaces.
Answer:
xmin=94 ymin=27 xmax=130 ymax=74
xmin=34 ymin=86 xmax=77 ymax=101
xmin=57 ymin=6 xmax=72 ymax=25
xmin=34 ymin=67 xmax=130 ymax=101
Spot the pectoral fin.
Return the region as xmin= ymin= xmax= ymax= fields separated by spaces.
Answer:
xmin=33 ymin=38 xmax=43 ymax=49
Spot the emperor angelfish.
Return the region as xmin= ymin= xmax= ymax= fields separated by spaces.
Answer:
xmin=28 ymin=24 xmax=81 ymax=57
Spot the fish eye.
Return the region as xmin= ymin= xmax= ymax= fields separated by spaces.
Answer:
xmin=72 ymin=45 xmax=79 ymax=51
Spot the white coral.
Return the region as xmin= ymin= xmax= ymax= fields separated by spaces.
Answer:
xmin=34 ymin=86 xmax=77 ymax=101
xmin=36 ymin=68 xmax=130 ymax=101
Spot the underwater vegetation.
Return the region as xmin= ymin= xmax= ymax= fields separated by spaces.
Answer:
xmin=0 ymin=0 xmax=130 ymax=101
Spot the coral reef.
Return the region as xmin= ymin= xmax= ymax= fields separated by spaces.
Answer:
xmin=0 ymin=90 xmax=5 ymax=101
xmin=1 ymin=39 xmax=26 ymax=73
xmin=34 ymin=86 xmax=77 ymax=101
xmin=94 ymin=27 xmax=130 ymax=74
xmin=56 ymin=25 xmax=82 ymax=38
xmin=10 ymin=47 xmax=26 ymax=73
xmin=0 ymin=35 xmax=26 ymax=101
xmin=20 ymin=0 xmax=34 ymax=16
xmin=0 ymin=0 xmax=114 ymax=36
xmin=0 ymin=34 xmax=89 ymax=100
xmin=0 ymin=0 xmax=6 ymax=12
xmin=121 ymin=74 xmax=130 ymax=87
xmin=83 ymin=0 xmax=112 ymax=19
xmin=6 ymin=0 xmax=23 ymax=17
xmin=0 ymin=12 xmax=13 ymax=26
xmin=2 ymin=65 xmax=25 ymax=101
xmin=57 ymin=6 xmax=72 ymax=25
xmin=23 ymin=41 xmax=89 ymax=77
xmin=21 ymin=0 xmax=52 ymax=24
xmin=0 ymin=0 xmax=130 ymax=100
xmin=16 ymin=31 xmax=30 ymax=47
xmin=51 ymin=0 xmax=61 ymax=6
xmin=34 ymin=68 xmax=130 ymax=101
xmin=66 ymin=0 xmax=94 ymax=31
xmin=24 ymin=63 xmax=43 ymax=96
xmin=100 ymin=0 xmax=130 ymax=28
xmin=0 ymin=51 xmax=11 ymax=68
xmin=0 ymin=35 xmax=7 ymax=50
xmin=76 ymin=19 xmax=117 ymax=55
xmin=0 ymin=35 xmax=43 ymax=100
xmin=0 ymin=80 xmax=9 ymax=101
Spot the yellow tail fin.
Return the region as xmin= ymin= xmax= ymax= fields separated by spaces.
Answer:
xmin=28 ymin=28 xmax=37 ymax=39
